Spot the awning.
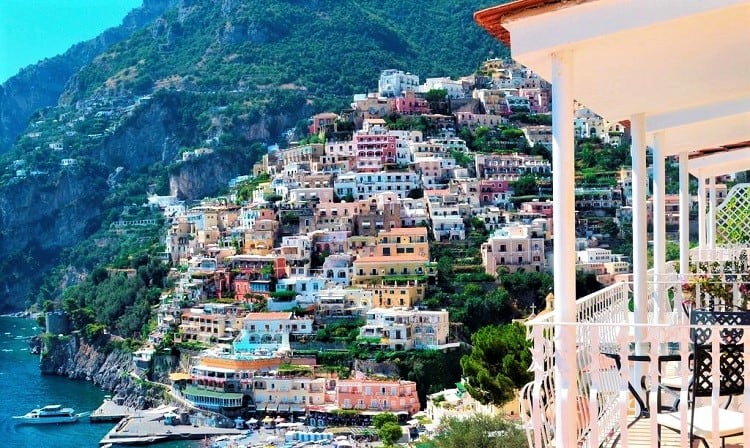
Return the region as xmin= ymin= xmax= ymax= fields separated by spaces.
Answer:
xmin=169 ymin=372 xmax=191 ymax=381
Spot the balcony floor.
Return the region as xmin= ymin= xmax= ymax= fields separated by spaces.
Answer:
xmin=606 ymin=413 xmax=744 ymax=447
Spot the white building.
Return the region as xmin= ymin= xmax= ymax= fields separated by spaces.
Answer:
xmin=317 ymin=287 xmax=373 ymax=317
xmin=359 ymin=307 xmax=454 ymax=351
xmin=333 ymin=171 xmax=420 ymax=201
xmin=378 ymin=69 xmax=419 ymax=98
xmin=419 ymin=77 xmax=466 ymax=99
xmin=234 ymin=312 xmax=314 ymax=353
xmin=274 ymin=276 xmax=326 ymax=307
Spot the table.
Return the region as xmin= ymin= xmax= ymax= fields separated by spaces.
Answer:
xmin=600 ymin=342 xmax=682 ymax=419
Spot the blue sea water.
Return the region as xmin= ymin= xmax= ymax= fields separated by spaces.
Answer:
xmin=0 ymin=316 xmax=198 ymax=448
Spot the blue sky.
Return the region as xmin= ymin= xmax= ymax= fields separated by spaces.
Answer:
xmin=0 ymin=0 xmax=142 ymax=83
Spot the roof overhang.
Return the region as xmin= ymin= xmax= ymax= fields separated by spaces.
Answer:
xmin=688 ymin=143 xmax=750 ymax=178
xmin=475 ymin=0 xmax=750 ymax=171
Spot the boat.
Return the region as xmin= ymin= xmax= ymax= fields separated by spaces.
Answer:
xmin=12 ymin=404 xmax=90 ymax=424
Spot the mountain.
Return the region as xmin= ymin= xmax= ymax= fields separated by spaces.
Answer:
xmin=0 ymin=0 xmax=180 ymax=153
xmin=0 ymin=0 xmax=507 ymax=312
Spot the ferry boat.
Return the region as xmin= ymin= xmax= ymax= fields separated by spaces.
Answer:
xmin=12 ymin=404 xmax=89 ymax=424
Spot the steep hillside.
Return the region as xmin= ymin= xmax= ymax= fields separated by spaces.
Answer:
xmin=0 ymin=0 xmax=507 ymax=312
xmin=62 ymin=0 xmax=505 ymax=101
xmin=0 ymin=0 xmax=179 ymax=153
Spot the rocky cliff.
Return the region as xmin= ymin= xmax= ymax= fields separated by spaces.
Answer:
xmin=0 ymin=0 xmax=178 ymax=153
xmin=169 ymin=150 xmax=257 ymax=200
xmin=38 ymin=333 xmax=174 ymax=409
xmin=0 ymin=169 xmax=107 ymax=313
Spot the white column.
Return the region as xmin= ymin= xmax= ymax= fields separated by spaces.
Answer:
xmin=652 ymin=134 xmax=666 ymax=319
xmin=631 ymin=113 xmax=648 ymax=332
xmin=698 ymin=176 xmax=706 ymax=255
xmin=551 ymin=50 xmax=577 ymax=448
xmin=708 ymin=176 xmax=717 ymax=249
xmin=678 ymin=152 xmax=690 ymax=274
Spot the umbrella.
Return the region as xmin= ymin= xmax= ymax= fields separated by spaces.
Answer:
xmin=247 ymin=418 xmax=259 ymax=424
xmin=274 ymin=416 xmax=286 ymax=423
xmin=262 ymin=416 xmax=274 ymax=423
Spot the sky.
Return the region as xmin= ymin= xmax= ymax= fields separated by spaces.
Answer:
xmin=0 ymin=0 xmax=142 ymax=83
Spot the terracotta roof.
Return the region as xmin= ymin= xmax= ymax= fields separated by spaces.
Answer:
xmin=474 ymin=0 xmax=566 ymax=46
xmin=689 ymin=141 xmax=750 ymax=160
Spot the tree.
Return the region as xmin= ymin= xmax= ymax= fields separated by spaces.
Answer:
xmin=460 ymin=323 xmax=532 ymax=406
xmin=407 ymin=187 xmax=424 ymax=199
xmin=462 ymin=287 xmax=515 ymax=331
xmin=511 ymin=174 xmax=539 ymax=197
xmin=373 ymin=412 xmax=398 ymax=430
xmin=429 ymin=414 xmax=527 ymax=448
xmin=576 ymin=271 xmax=603 ymax=298
xmin=600 ymin=218 xmax=620 ymax=238
xmin=378 ymin=422 xmax=403 ymax=446
xmin=499 ymin=271 xmax=553 ymax=312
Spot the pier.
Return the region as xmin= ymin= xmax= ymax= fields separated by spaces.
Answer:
xmin=94 ymin=398 xmax=244 ymax=446
xmin=99 ymin=410 xmax=243 ymax=445
xmin=89 ymin=396 xmax=131 ymax=422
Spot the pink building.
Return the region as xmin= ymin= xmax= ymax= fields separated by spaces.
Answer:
xmin=308 ymin=112 xmax=339 ymax=135
xmin=335 ymin=378 xmax=420 ymax=415
xmin=519 ymin=200 xmax=553 ymax=218
xmin=355 ymin=134 xmax=397 ymax=172
xmin=391 ymin=90 xmax=430 ymax=115
xmin=479 ymin=179 xmax=511 ymax=206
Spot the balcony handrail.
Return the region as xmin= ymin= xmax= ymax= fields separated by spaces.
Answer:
xmin=522 ymin=317 xmax=750 ymax=447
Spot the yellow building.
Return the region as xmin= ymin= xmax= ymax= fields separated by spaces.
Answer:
xmin=375 ymin=227 xmax=429 ymax=259
xmin=352 ymin=255 xmax=431 ymax=285
xmin=367 ymin=283 xmax=425 ymax=308
xmin=178 ymin=305 xmax=244 ymax=344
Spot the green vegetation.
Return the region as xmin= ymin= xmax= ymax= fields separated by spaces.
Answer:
xmin=373 ymin=412 xmax=403 ymax=446
xmin=59 ymin=255 xmax=169 ymax=338
xmin=69 ymin=0 xmax=504 ymax=102
xmin=460 ymin=323 xmax=532 ymax=406
xmin=424 ymin=414 xmax=527 ymax=448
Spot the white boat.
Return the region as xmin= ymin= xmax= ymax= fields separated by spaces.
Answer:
xmin=12 ymin=404 xmax=90 ymax=424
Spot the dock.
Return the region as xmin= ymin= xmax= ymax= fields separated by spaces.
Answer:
xmin=89 ymin=397 xmax=132 ymax=422
xmin=99 ymin=406 xmax=243 ymax=446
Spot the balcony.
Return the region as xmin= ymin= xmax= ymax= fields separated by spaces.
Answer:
xmin=521 ymin=248 xmax=750 ymax=447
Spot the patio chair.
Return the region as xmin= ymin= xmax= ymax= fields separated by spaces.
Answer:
xmin=656 ymin=307 xmax=749 ymax=448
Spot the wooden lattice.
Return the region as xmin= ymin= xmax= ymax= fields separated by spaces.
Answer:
xmin=715 ymin=183 xmax=750 ymax=245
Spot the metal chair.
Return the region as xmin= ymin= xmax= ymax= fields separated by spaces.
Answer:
xmin=656 ymin=307 xmax=748 ymax=447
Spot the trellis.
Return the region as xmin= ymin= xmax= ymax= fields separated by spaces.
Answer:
xmin=715 ymin=183 xmax=750 ymax=245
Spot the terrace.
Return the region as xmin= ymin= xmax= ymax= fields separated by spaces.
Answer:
xmin=475 ymin=1 xmax=750 ymax=446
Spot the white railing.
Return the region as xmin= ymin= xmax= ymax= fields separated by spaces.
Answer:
xmin=523 ymin=318 xmax=750 ymax=447
xmin=521 ymin=248 xmax=750 ymax=447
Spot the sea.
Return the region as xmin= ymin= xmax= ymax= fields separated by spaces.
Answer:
xmin=0 ymin=316 xmax=199 ymax=448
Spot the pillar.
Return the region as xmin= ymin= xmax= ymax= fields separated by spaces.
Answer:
xmin=631 ymin=113 xmax=648 ymax=332
xmin=708 ymin=175 xmax=717 ymax=249
xmin=678 ymin=152 xmax=690 ymax=274
xmin=698 ymin=176 xmax=706 ymax=255
xmin=652 ymin=133 xmax=666 ymax=319
xmin=551 ymin=50 xmax=577 ymax=448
